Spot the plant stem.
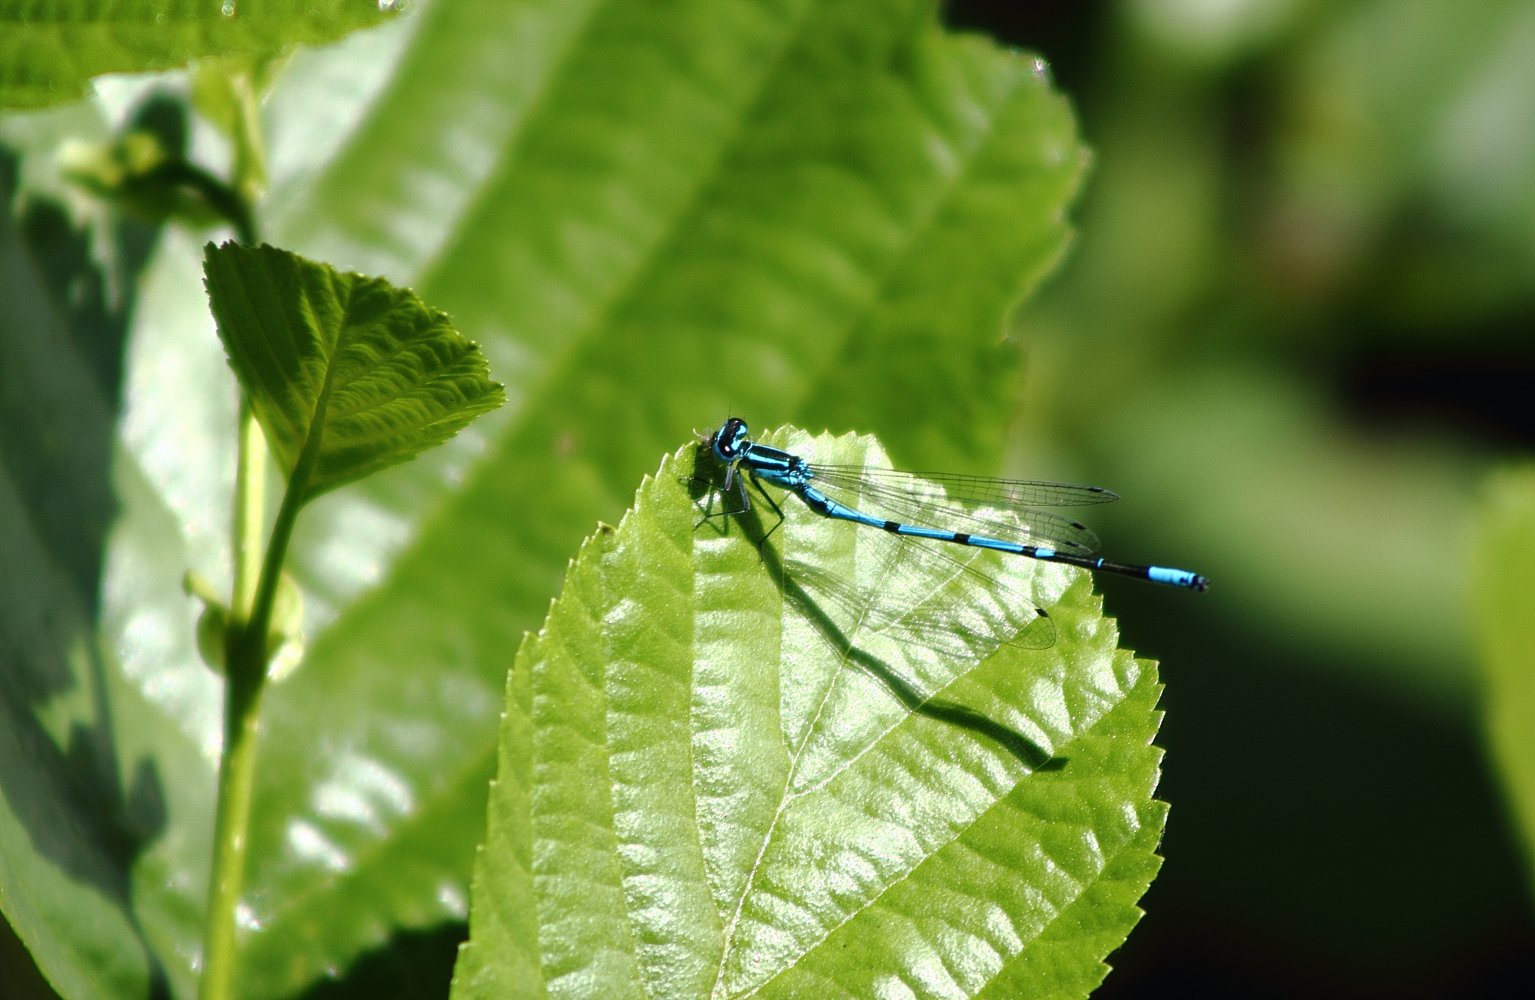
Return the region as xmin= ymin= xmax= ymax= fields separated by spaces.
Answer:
xmin=198 ymin=658 xmax=264 ymax=1000
xmin=232 ymin=401 xmax=264 ymax=617
xmin=200 ymin=402 xmax=267 ymax=999
xmin=201 ymin=417 xmax=313 ymax=999
xmin=199 ymin=62 xmax=274 ymax=998
xmin=203 ymin=401 xmax=318 ymax=1000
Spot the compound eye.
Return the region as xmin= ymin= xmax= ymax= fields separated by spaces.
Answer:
xmin=713 ymin=417 xmax=749 ymax=459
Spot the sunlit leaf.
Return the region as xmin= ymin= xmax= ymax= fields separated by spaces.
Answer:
xmin=452 ymin=429 xmax=1166 ymax=998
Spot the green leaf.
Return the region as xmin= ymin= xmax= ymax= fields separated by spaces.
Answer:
xmin=452 ymin=427 xmax=1166 ymax=998
xmin=0 ymin=0 xmax=395 ymax=110
xmin=202 ymin=241 xmax=505 ymax=505
xmin=1475 ymin=467 xmax=1535 ymax=898
xmin=239 ymin=2 xmax=1083 ymax=992
xmin=1 ymin=1 xmax=1084 ymax=995
xmin=0 ymin=176 xmax=216 ymax=999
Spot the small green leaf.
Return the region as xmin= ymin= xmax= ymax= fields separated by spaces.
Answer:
xmin=202 ymin=241 xmax=505 ymax=505
xmin=453 ymin=428 xmax=1167 ymax=999
xmin=1475 ymin=467 xmax=1535 ymax=898
xmin=0 ymin=0 xmax=395 ymax=109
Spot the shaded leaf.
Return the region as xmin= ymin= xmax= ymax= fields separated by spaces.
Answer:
xmin=452 ymin=428 xmax=1166 ymax=998
xmin=202 ymin=241 xmax=504 ymax=504
xmin=0 ymin=0 xmax=394 ymax=109
xmin=0 ymin=184 xmax=208 ymax=1000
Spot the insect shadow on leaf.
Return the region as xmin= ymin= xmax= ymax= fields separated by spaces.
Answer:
xmin=686 ymin=441 xmax=1065 ymax=773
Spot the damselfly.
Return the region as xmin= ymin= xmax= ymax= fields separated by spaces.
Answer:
xmin=704 ymin=417 xmax=1209 ymax=592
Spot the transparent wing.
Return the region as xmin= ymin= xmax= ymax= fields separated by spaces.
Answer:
xmin=811 ymin=464 xmax=1120 ymax=506
xmin=808 ymin=464 xmax=1106 ymax=555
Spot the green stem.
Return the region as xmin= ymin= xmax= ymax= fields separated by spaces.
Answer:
xmin=142 ymin=158 xmax=256 ymax=245
xmin=231 ymin=402 xmax=264 ymax=617
xmin=198 ymin=660 xmax=263 ymax=1000
xmin=200 ymin=403 xmax=268 ymax=999
xmin=199 ymin=63 xmax=273 ymax=999
xmin=201 ymin=405 xmax=313 ymax=998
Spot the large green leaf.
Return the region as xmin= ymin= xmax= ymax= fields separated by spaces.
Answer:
xmin=452 ymin=428 xmax=1166 ymax=998
xmin=0 ymin=0 xmax=1085 ymax=995
xmin=0 ymin=0 xmax=393 ymax=110
xmin=1475 ymin=467 xmax=1535 ymax=898
xmin=0 ymin=155 xmax=240 ymax=1000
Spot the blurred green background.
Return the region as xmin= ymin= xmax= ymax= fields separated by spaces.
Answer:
xmin=3 ymin=0 xmax=1533 ymax=996
xmin=948 ymin=0 xmax=1535 ymax=994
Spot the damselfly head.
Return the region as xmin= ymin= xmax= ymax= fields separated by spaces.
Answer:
xmin=711 ymin=417 xmax=751 ymax=462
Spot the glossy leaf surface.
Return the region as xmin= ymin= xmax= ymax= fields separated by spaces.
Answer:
xmin=453 ymin=428 xmax=1166 ymax=999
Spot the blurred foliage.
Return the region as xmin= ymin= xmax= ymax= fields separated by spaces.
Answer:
xmin=0 ymin=0 xmax=394 ymax=110
xmin=947 ymin=0 xmax=1535 ymax=994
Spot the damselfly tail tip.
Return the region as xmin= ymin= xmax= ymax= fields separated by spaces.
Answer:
xmin=1148 ymin=565 xmax=1210 ymax=591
